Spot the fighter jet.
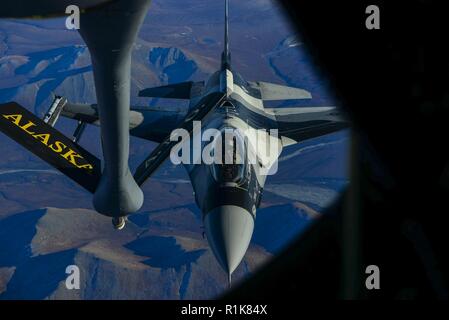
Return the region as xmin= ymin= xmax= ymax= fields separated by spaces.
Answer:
xmin=0 ymin=0 xmax=348 ymax=283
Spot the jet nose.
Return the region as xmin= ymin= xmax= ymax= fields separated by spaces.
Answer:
xmin=204 ymin=205 xmax=255 ymax=277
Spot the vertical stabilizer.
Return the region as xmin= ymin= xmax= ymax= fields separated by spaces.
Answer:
xmin=221 ymin=0 xmax=231 ymax=70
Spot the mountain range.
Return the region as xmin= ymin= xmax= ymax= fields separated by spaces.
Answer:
xmin=0 ymin=0 xmax=348 ymax=299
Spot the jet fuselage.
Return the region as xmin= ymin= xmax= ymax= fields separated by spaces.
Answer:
xmin=183 ymin=68 xmax=282 ymax=276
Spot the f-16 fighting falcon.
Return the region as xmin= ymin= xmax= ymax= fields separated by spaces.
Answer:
xmin=0 ymin=0 xmax=348 ymax=284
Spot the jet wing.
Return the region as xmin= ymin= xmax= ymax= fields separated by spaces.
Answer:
xmin=139 ymin=81 xmax=205 ymax=99
xmin=266 ymin=106 xmax=349 ymax=146
xmin=61 ymin=102 xmax=149 ymax=130
xmin=57 ymin=98 xmax=187 ymax=143
xmin=0 ymin=102 xmax=101 ymax=193
xmin=249 ymin=81 xmax=312 ymax=101
xmin=134 ymin=92 xmax=226 ymax=186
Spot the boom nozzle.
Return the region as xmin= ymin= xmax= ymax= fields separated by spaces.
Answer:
xmin=112 ymin=216 xmax=126 ymax=230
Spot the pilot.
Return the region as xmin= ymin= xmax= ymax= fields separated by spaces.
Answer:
xmin=212 ymin=130 xmax=247 ymax=184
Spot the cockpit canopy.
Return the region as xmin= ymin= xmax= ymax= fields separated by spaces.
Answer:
xmin=210 ymin=127 xmax=248 ymax=184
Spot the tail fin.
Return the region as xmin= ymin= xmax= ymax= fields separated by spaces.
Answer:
xmin=221 ymin=0 xmax=231 ymax=70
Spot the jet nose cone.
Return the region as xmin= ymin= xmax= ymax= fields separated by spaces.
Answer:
xmin=204 ymin=205 xmax=255 ymax=276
